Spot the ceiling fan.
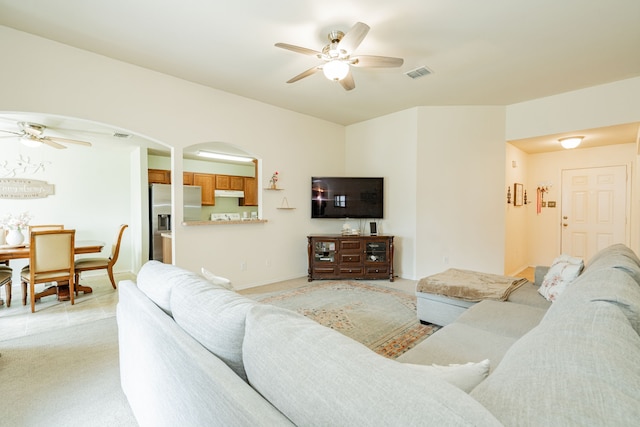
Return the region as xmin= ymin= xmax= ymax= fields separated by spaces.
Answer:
xmin=0 ymin=121 xmax=92 ymax=149
xmin=275 ymin=22 xmax=404 ymax=91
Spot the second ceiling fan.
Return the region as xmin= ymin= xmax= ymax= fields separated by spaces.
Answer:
xmin=0 ymin=121 xmax=92 ymax=149
xmin=275 ymin=22 xmax=404 ymax=91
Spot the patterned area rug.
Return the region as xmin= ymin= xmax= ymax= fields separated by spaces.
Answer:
xmin=248 ymin=281 xmax=440 ymax=358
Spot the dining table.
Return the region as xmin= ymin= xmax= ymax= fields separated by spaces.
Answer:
xmin=0 ymin=240 xmax=105 ymax=303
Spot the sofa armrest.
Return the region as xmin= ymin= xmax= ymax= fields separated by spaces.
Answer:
xmin=534 ymin=266 xmax=549 ymax=286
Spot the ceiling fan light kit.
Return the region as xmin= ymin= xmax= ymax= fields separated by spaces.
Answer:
xmin=275 ymin=22 xmax=404 ymax=91
xmin=323 ymin=60 xmax=350 ymax=80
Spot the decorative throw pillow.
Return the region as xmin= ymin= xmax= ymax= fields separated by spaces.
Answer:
xmin=538 ymin=255 xmax=584 ymax=302
xmin=403 ymin=359 xmax=491 ymax=393
xmin=201 ymin=267 xmax=234 ymax=290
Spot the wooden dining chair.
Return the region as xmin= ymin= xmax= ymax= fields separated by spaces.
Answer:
xmin=21 ymin=229 xmax=76 ymax=313
xmin=75 ymin=224 xmax=128 ymax=290
xmin=0 ymin=265 xmax=11 ymax=307
xmin=28 ymin=224 xmax=64 ymax=237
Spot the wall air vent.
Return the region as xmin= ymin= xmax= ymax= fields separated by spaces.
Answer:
xmin=405 ymin=66 xmax=433 ymax=79
xmin=113 ymin=132 xmax=132 ymax=139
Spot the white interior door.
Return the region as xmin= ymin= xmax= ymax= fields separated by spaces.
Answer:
xmin=561 ymin=165 xmax=627 ymax=261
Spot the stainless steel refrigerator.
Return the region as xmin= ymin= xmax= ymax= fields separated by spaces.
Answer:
xmin=149 ymin=183 xmax=202 ymax=261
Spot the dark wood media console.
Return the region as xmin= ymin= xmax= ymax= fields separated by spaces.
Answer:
xmin=307 ymin=235 xmax=394 ymax=282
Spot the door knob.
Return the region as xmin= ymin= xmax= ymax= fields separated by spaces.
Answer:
xmin=563 ymin=223 xmax=568 ymax=227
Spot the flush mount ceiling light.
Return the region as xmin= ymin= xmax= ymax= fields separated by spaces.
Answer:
xmin=559 ymin=136 xmax=584 ymax=149
xmin=196 ymin=150 xmax=254 ymax=162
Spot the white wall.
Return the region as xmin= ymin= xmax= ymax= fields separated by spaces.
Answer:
xmin=346 ymin=109 xmax=418 ymax=278
xmin=346 ymin=106 xmax=507 ymax=280
xmin=504 ymin=144 xmax=529 ymax=275
xmin=506 ymin=78 xmax=640 ymax=140
xmin=0 ymin=26 xmax=345 ymax=289
xmin=415 ymin=106 xmax=507 ymax=277
xmin=0 ymin=141 xmax=137 ymax=276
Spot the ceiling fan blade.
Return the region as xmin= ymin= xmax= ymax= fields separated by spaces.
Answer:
xmin=275 ymin=43 xmax=321 ymax=57
xmin=41 ymin=138 xmax=67 ymax=149
xmin=352 ymin=55 xmax=404 ymax=68
xmin=338 ymin=22 xmax=370 ymax=54
xmin=46 ymin=136 xmax=92 ymax=147
xmin=0 ymin=129 xmax=22 ymax=137
xmin=339 ymin=70 xmax=355 ymax=91
xmin=286 ymin=66 xmax=321 ymax=84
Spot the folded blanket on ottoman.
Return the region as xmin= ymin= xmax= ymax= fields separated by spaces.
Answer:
xmin=418 ymin=269 xmax=527 ymax=302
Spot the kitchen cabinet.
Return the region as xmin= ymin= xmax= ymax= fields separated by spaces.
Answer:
xmin=307 ymin=235 xmax=394 ymax=282
xmin=239 ymin=177 xmax=258 ymax=206
xmin=148 ymin=169 xmax=171 ymax=184
xmin=215 ymin=174 xmax=244 ymax=191
xmin=148 ymin=169 xmax=194 ymax=186
xmin=239 ymin=159 xmax=258 ymax=206
xmin=193 ymin=173 xmax=216 ymax=206
xmin=183 ymin=172 xmax=194 ymax=185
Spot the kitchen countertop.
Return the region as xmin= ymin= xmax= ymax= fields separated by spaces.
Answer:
xmin=182 ymin=219 xmax=268 ymax=226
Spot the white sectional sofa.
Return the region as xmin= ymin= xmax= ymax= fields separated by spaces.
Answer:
xmin=117 ymin=244 xmax=640 ymax=426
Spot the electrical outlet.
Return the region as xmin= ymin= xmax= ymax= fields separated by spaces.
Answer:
xmin=240 ymin=261 xmax=247 ymax=271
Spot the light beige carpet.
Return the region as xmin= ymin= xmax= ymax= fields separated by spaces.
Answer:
xmin=247 ymin=280 xmax=440 ymax=358
xmin=0 ymin=316 xmax=138 ymax=427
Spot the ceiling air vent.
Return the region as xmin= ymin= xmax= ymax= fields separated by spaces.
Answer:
xmin=113 ymin=132 xmax=132 ymax=139
xmin=405 ymin=66 xmax=433 ymax=79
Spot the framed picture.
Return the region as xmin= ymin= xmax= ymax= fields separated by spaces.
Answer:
xmin=514 ymin=183 xmax=524 ymax=206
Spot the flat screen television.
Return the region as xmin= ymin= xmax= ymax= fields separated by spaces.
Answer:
xmin=311 ymin=177 xmax=384 ymax=219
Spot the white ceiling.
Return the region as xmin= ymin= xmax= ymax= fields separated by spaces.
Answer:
xmin=0 ymin=0 xmax=639 ymax=151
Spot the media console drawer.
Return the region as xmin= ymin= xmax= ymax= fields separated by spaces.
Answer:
xmin=307 ymin=235 xmax=394 ymax=282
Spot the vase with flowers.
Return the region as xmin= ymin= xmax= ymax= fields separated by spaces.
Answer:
xmin=1 ymin=211 xmax=32 ymax=246
xmin=269 ymin=171 xmax=279 ymax=189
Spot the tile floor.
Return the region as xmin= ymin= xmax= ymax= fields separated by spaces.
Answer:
xmin=0 ymin=272 xmax=135 ymax=341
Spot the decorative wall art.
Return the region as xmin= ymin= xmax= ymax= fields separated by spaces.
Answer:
xmin=514 ymin=183 xmax=523 ymax=206
xmin=0 ymin=178 xmax=55 ymax=199
xmin=0 ymin=155 xmax=51 ymax=177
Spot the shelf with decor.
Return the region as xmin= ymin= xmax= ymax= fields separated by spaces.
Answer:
xmin=276 ymin=197 xmax=295 ymax=210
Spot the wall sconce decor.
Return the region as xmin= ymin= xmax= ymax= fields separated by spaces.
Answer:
xmin=536 ymin=185 xmax=551 ymax=214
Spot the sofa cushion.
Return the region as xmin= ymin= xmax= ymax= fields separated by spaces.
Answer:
xmin=546 ymin=267 xmax=640 ymax=336
xmin=584 ymin=243 xmax=640 ymax=285
xmin=171 ymin=277 xmax=256 ymax=381
xmin=538 ymin=254 xmax=584 ymax=301
xmin=455 ymin=300 xmax=548 ymax=338
xmin=506 ymin=282 xmax=551 ymax=309
xmin=243 ymin=304 xmax=502 ymax=426
xmin=397 ymin=321 xmax=517 ymax=370
xmin=136 ymin=260 xmax=203 ymax=316
xmin=471 ymin=299 xmax=640 ymax=426
xmin=403 ymin=359 xmax=490 ymax=393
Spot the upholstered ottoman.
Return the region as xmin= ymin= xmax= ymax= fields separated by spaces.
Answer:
xmin=417 ymin=292 xmax=477 ymax=326
xmin=416 ymin=269 xmax=527 ymax=326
